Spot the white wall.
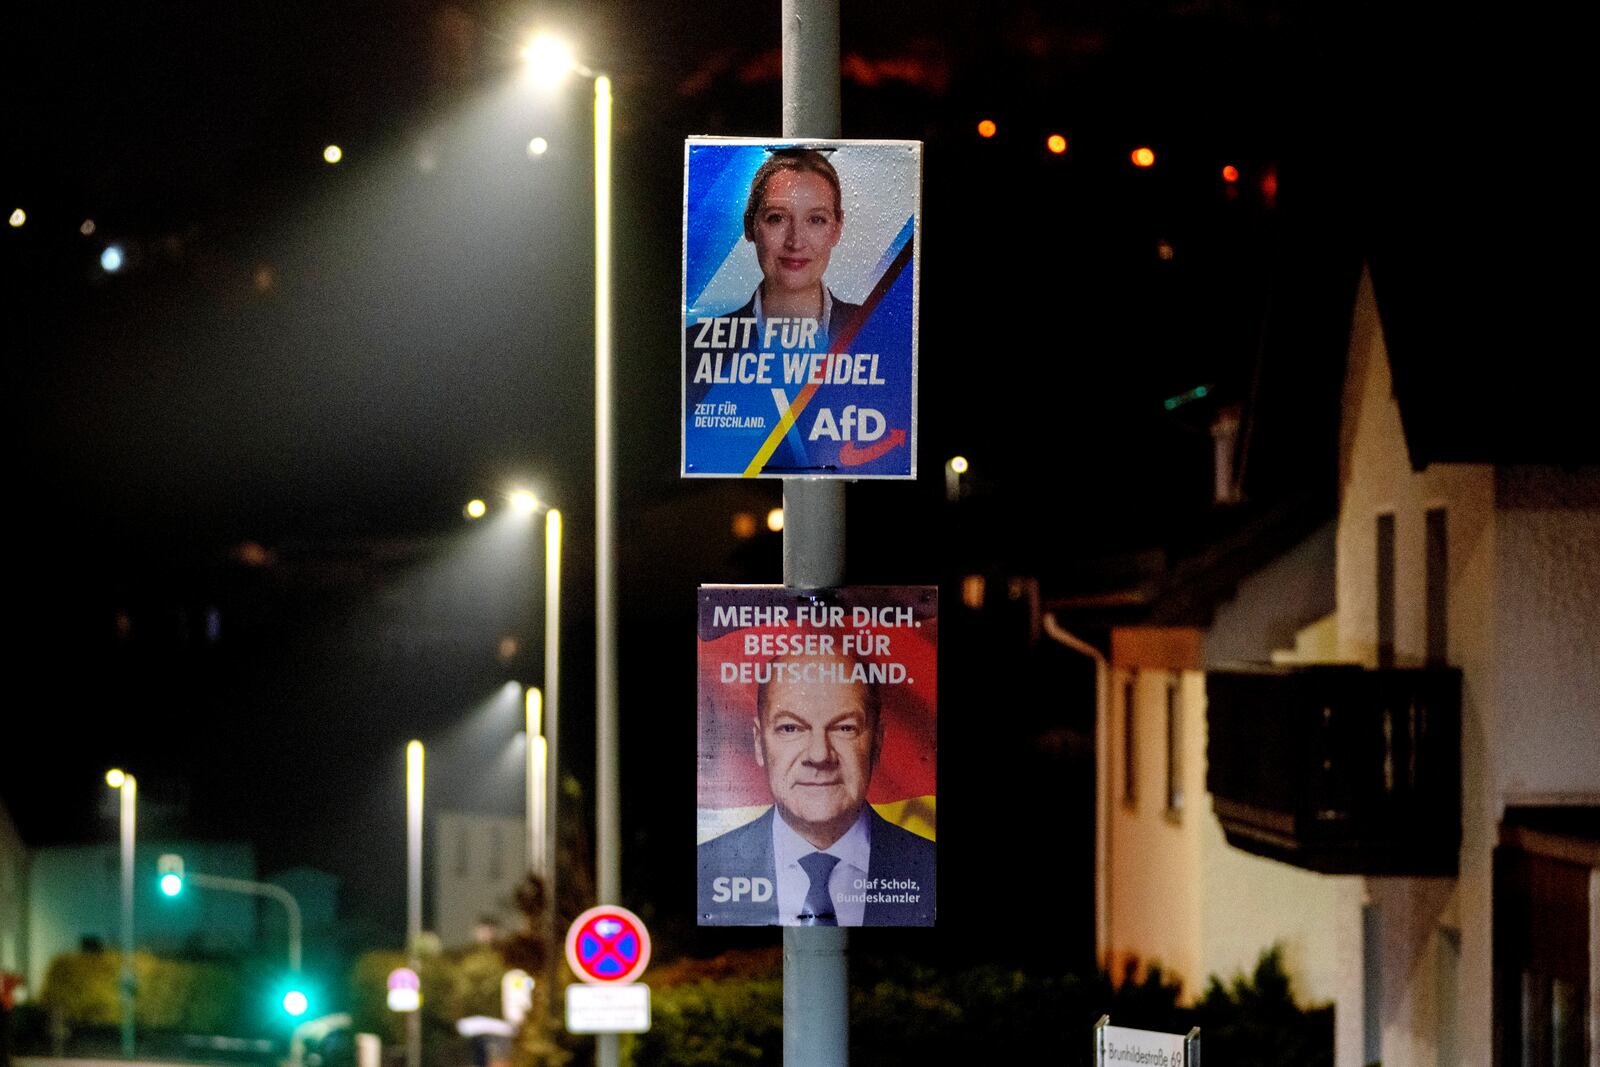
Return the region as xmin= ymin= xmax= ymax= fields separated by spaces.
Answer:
xmin=1492 ymin=466 xmax=1600 ymax=802
xmin=433 ymin=811 xmax=526 ymax=949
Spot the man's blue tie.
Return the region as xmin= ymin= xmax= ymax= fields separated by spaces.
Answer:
xmin=798 ymin=851 xmax=839 ymax=926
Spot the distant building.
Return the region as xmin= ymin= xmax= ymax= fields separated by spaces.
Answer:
xmin=0 ymin=800 xmax=27 ymax=995
xmin=1094 ymin=524 xmax=1363 ymax=1010
xmin=25 ymin=840 xmax=257 ymax=992
xmin=432 ymin=811 xmax=526 ymax=949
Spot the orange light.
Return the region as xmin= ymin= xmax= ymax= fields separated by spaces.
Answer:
xmin=1046 ymin=134 xmax=1068 ymax=155
xmin=1221 ymin=165 xmax=1239 ymax=183
xmin=1131 ymin=147 xmax=1155 ymax=168
xmin=977 ymin=119 xmax=997 ymax=139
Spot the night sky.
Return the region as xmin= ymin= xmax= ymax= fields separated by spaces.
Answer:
xmin=4 ymin=0 xmax=1581 ymax=962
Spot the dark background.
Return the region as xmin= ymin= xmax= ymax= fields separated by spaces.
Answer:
xmin=3 ymin=0 xmax=1582 ymax=967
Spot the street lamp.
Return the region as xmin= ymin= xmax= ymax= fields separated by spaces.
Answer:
xmin=519 ymin=32 xmax=618 ymax=917
xmin=405 ymin=740 xmax=424 ymax=1067
xmin=105 ymin=769 xmax=137 ymax=1057
xmin=519 ymin=38 xmax=617 ymax=1067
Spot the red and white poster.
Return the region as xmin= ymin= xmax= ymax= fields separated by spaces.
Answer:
xmin=696 ymin=585 xmax=936 ymax=926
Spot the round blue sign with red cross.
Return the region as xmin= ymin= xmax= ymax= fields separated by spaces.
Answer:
xmin=565 ymin=905 xmax=651 ymax=985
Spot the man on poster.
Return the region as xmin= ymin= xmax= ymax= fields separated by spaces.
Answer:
xmin=697 ymin=651 xmax=935 ymax=926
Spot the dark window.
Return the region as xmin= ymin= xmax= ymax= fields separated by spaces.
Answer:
xmin=1426 ymin=508 xmax=1448 ymax=665
xmin=1122 ymin=676 xmax=1137 ymax=809
xmin=1363 ymin=903 xmax=1383 ymax=1066
xmin=1377 ymin=513 xmax=1396 ymax=668
xmin=1165 ymin=681 xmax=1183 ymax=818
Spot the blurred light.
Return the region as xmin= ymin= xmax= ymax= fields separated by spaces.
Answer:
xmin=961 ymin=575 xmax=986 ymax=610
xmin=766 ymin=507 xmax=784 ymax=533
xmin=1156 ymin=240 xmax=1175 ymax=261
xmin=253 ymin=264 xmax=278 ymax=294
xmin=1164 ymin=384 xmax=1211 ymax=411
xmin=8 ymin=209 xmax=24 ymax=228
xmin=976 ymin=119 xmax=996 ymax=139
xmin=1261 ymin=166 xmax=1279 ymax=205
xmin=323 ymin=145 xmax=343 ymax=164
xmin=949 ymin=456 xmax=969 ymax=474
xmin=465 ymin=499 xmax=487 ymax=520
xmin=731 ymin=512 xmax=758 ymax=539
xmin=1046 ymin=134 xmax=1067 ymax=155
xmin=1131 ymin=147 xmax=1156 ymax=168
xmin=526 ymin=687 xmax=542 ymax=737
xmin=509 ymin=489 xmax=539 ymax=517
xmin=498 ymin=636 xmax=519 ymax=661
xmin=527 ymin=137 xmax=549 ymax=157
xmin=1221 ymin=164 xmax=1240 ymax=183
xmin=160 ymin=873 xmax=183 ymax=897
xmin=106 ymin=769 xmax=126 ymax=788
xmin=521 ymin=34 xmax=576 ymax=85
xmin=80 ymin=219 xmax=96 ymax=236
xmin=282 ymin=990 xmax=309 ymax=1017
xmin=100 ymin=245 xmax=124 ymax=273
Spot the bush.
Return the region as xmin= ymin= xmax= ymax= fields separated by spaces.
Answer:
xmin=616 ymin=947 xmax=1329 ymax=1065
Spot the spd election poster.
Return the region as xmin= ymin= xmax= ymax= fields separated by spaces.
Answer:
xmin=696 ymin=586 xmax=936 ymax=926
xmin=682 ymin=138 xmax=921 ymax=478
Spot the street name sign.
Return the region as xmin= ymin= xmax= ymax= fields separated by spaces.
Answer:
xmin=1094 ymin=1016 xmax=1200 ymax=1067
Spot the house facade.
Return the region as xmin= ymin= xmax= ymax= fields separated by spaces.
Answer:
xmin=1205 ymin=268 xmax=1600 ymax=1066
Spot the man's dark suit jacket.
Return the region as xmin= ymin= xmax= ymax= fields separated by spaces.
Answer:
xmin=697 ymin=806 xmax=935 ymax=926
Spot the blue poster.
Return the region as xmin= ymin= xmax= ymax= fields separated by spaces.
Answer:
xmin=682 ymin=138 xmax=921 ymax=478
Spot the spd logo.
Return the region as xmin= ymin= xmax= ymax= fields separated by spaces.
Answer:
xmin=711 ymin=876 xmax=773 ymax=903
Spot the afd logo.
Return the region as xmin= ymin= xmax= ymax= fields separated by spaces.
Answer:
xmin=712 ymin=876 xmax=774 ymax=903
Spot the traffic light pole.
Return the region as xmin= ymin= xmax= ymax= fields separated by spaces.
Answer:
xmin=185 ymin=872 xmax=303 ymax=973
xmin=780 ymin=3 xmax=849 ymax=1064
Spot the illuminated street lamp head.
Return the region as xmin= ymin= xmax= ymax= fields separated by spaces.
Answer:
xmin=106 ymin=768 xmax=127 ymax=788
xmin=464 ymin=498 xmax=487 ymax=520
xmin=949 ymin=456 xmax=970 ymax=474
xmin=521 ymin=34 xmax=577 ymax=85
xmin=509 ymin=489 xmax=540 ymax=517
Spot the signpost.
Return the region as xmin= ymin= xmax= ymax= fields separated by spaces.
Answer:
xmin=1094 ymin=1017 xmax=1201 ymax=1067
xmin=563 ymin=906 xmax=651 ymax=1035
xmin=682 ymin=138 xmax=922 ymax=479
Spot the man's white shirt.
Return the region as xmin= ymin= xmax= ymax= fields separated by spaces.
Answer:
xmin=770 ymin=806 xmax=870 ymax=926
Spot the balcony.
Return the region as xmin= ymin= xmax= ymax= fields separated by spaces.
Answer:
xmin=1206 ymin=664 xmax=1461 ymax=875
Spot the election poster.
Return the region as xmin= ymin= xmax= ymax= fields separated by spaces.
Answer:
xmin=696 ymin=585 xmax=936 ymax=926
xmin=682 ymin=138 xmax=921 ymax=479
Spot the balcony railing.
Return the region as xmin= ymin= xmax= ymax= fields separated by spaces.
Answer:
xmin=1206 ymin=664 xmax=1460 ymax=875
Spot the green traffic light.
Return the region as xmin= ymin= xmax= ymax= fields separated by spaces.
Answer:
xmin=282 ymin=990 xmax=309 ymax=1016
xmin=160 ymin=873 xmax=183 ymax=897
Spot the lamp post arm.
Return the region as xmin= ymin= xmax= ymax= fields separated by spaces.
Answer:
xmin=188 ymin=872 xmax=303 ymax=973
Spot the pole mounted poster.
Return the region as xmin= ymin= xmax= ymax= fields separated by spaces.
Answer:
xmin=696 ymin=585 xmax=936 ymax=926
xmin=682 ymin=138 xmax=922 ymax=479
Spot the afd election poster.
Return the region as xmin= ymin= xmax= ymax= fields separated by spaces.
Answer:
xmin=682 ymin=138 xmax=921 ymax=479
xmin=696 ymin=586 xmax=936 ymax=927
